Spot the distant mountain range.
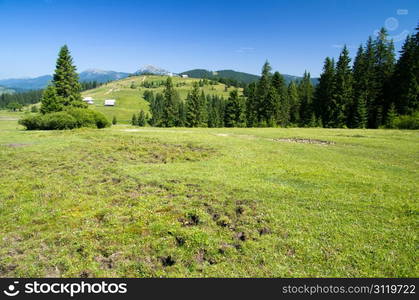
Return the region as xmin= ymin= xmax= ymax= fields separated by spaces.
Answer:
xmin=0 ymin=75 xmax=53 ymax=91
xmin=0 ymin=70 xmax=130 ymax=91
xmin=180 ymin=69 xmax=319 ymax=85
xmin=79 ymin=69 xmax=130 ymax=83
xmin=0 ymin=66 xmax=318 ymax=92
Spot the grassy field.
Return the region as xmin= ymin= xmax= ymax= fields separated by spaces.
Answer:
xmin=83 ymin=75 xmax=238 ymax=123
xmin=0 ymin=111 xmax=418 ymax=277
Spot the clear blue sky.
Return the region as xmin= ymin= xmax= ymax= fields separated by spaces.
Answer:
xmin=0 ymin=0 xmax=418 ymax=79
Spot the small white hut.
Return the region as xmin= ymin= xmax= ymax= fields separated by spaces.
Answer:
xmin=104 ymin=99 xmax=116 ymax=106
xmin=83 ymin=97 xmax=94 ymax=105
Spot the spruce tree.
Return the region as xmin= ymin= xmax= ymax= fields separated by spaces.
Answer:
xmin=332 ymin=46 xmax=353 ymax=128
xmin=52 ymin=45 xmax=85 ymax=108
xmin=209 ymin=95 xmax=225 ymax=127
xmin=131 ymin=114 xmax=138 ymax=126
xmin=244 ymin=82 xmax=257 ymax=127
xmin=40 ymin=85 xmax=64 ymax=114
xmin=138 ymin=110 xmax=146 ymax=126
xmin=255 ymin=61 xmax=272 ymax=125
xmin=371 ymin=28 xmax=395 ymax=127
xmin=359 ymin=36 xmax=377 ymax=128
xmin=390 ymin=33 xmax=418 ymax=115
xmin=185 ymin=82 xmax=201 ymax=127
xmin=352 ymin=45 xmax=369 ymax=128
xmin=385 ymin=103 xmax=398 ymax=129
xmin=313 ymin=57 xmax=335 ymax=127
xmin=199 ymin=90 xmax=208 ymax=127
xmin=272 ymin=72 xmax=289 ymax=126
xmin=112 ymin=116 xmax=117 ymax=125
xmin=162 ymin=77 xmax=179 ymax=127
xmin=150 ymin=93 xmax=164 ymax=126
xmin=177 ymin=101 xmax=186 ymax=127
xmin=287 ymin=81 xmax=300 ymax=125
xmin=224 ymin=90 xmax=245 ymax=127
xmin=354 ymin=95 xmax=368 ymax=128
xmin=298 ymin=71 xmax=314 ymax=126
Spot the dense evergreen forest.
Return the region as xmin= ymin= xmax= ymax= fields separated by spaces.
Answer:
xmin=0 ymin=90 xmax=43 ymax=110
xmin=141 ymin=26 xmax=418 ymax=129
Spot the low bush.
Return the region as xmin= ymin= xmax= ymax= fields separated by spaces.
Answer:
xmin=42 ymin=112 xmax=78 ymax=130
xmin=65 ymin=107 xmax=97 ymax=128
xmin=394 ymin=112 xmax=419 ymax=130
xmin=18 ymin=114 xmax=45 ymax=130
xmin=19 ymin=109 xmax=110 ymax=130
xmin=92 ymin=110 xmax=111 ymax=128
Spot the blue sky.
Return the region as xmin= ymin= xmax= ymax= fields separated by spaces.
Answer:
xmin=0 ymin=0 xmax=418 ymax=79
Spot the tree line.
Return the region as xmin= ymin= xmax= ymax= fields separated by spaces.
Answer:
xmin=141 ymin=25 xmax=417 ymax=129
xmin=0 ymin=89 xmax=43 ymax=109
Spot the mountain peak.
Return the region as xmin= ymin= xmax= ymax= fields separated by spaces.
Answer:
xmin=135 ymin=65 xmax=171 ymax=75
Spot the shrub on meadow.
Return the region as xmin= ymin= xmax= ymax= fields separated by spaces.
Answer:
xmin=19 ymin=109 xmax=110 ymax=130
xmin=42 ymin=112 xmax=78 ymax=130
xmin=65 ymin=107 xmax=97 ymax=128
xmin=91 ymin=110 xmax=111 ymax=128
xmin=18 ymin=114 xmax=45 ymax=130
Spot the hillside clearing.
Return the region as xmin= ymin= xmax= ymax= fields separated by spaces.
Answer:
xmin=82 ymin=75 xmax=239 ymax=123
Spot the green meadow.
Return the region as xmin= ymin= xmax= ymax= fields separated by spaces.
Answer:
xmin=0 ymin=111 xmax=418 ymax=277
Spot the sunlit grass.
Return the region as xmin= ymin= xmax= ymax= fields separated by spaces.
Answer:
xmin=0 ymin=113 xmax=417 ymax=277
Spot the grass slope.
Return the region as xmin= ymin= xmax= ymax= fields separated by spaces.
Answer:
xmin=83 ymin=75 xmax=238 ymax=123
xmin=0 ymin=112 xmax=418 ymax=277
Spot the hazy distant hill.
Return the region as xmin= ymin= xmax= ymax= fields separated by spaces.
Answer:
xmin=0 ymin=86 xmax=16 ymax=95
xmin=79 ymin=69 xmax=130 ymax=83
xmin=180 ymin=69 xmax=319 ymax=85
xmin=0 ymin=70 xmax=130 ymax=91
xmin=0 ymin=75 xmax=52 ymax=90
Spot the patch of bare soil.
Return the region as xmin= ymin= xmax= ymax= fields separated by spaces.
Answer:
xmin=273 ymin=138 xmax=335 ymax=145
xmin=3 ymin=143 xmax=31 ymax=148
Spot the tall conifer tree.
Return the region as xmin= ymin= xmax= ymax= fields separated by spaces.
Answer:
xmin=390 ymin=32 xmax=418 ymax=115
xmin=224 ymin=90 xmax=245 ymax=127
xmin=162 ymin=77 xmax=179 ymax=127
xmin=332 ymin=46 xmax=353 ymax=127
xmin=287 ymin=81 xmax=300 ymax=124
xmin=52 ymin=45 xmax=85 ymax=108
xmin=313 ymin=57 xmax=335 ymax=127
xmin=255 ymin=61 xmax=272 ymax=125
xmin=298 ymin=71 xmax=314 ymax=126
xmin=272 ymin=72 xmax=289 ymax=126
xmin=371 ymin=28 xmax=395 ymax=127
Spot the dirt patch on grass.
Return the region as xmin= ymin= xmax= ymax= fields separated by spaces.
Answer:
xmin=2 ymin=143 xmax=31 ymax=148
xmin=273 ymin=138 xmax=335 ymax=145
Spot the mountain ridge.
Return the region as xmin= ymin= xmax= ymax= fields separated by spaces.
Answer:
xmin=180 ymin=69 xmax=319 ymax=85
xmin=0 ymin=67 xmax=318 ymax=91
xmin=0 ymin=70 xmax=130 ymax=91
